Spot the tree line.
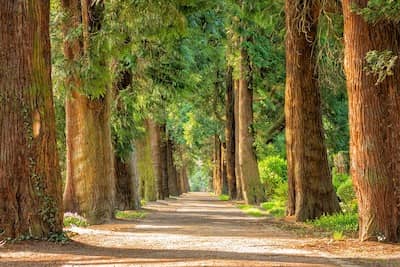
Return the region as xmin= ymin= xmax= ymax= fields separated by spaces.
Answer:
xmin=1 ymin=0 xmax=400 ymax=243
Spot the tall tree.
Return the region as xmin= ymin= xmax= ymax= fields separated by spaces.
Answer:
xmin=343 ymin=0 xmax=400 ymax=241
xmin=225 ymin=66 xmax=237 ymax=199
xmin=0 ymin=1 xmax=63 ymax=238
xmin=285 ymin=0 xmax=340 ymax=221
xmin=238 ymin=34 xmax=265 ymax=204
xmin=62 ymin=0 xmax=115 ymax=224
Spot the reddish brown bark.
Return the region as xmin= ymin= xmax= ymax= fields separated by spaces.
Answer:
xmin=238 ymin=39 xmax=265 ymax=205
xmin=225 ymin=66 xmax=237 ymax=199
xmin=0 ymin=1 xmax=63 ymax=238
xmin=343 ymin=0 xmax=400 ymax=242
xmin=285 ymin=0 xmax=340 ymax=221
xmin=234 ymin=79 xmax=243 ymax=200
xmin=62 ymin=0 xmax=115 ymax=224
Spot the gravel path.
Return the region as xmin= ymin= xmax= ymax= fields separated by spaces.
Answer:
xmin=1 ymin=192 xmax=399 ymax=266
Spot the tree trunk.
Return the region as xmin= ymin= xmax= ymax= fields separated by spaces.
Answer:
xmin=238 ymin=39 xmax=265 ymax=205
xmin=62 ymin=0 xmax=115 ymax=224
xmin=285 ymin=0 xmax=340 ymax=221
xmin=213 ymin=136 xmax=222 ymax=195
xmin=160 ymin=124 xmax=169 ymax=197
xmin=0 ymin=1 xmax=63 ymax=238
xmin=136 ymin=127 xmax=157 ymax=202
xmin=115 ymin=151 xmax=140 ymax=210
xmin=343 ymin=0 xmax=400 ymax=242
xmin=225 ymin=66 xmax=237 ymax=199
xmin=148 ymin=119 xmax=164 ymax=199
xmin=167 ymin=138 xmax=180 ymax=196
xmin=234 ymin=79 xmax=243 ymax=200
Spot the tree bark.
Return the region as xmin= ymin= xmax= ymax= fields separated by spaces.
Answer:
xmin=62 ymin=0 xmax=115 ymax=224
xmin=225 ymin=66 xmax=237 ymax=199
xmin=167 ymin=138 xmax=180 ymax=196
xmin=234 ymin=79 xmax=243 ymax=200
xmin=0 ymin=1 xmax=63 ymax=238
xmin=115 ymin=152 xmax=140 ymax=210
xmin=148 ymin=119 xmax=164 ymax=199
xmin=238 ymin=39 xmax=265 ymax=205
xmin=285 ymin=0 xmax=340 ymax=221
xmin=136 ymin=125 xmax=157 ymax=202
xmin=343 ymin=0 xmax=400 ymax=242
xmin=213 ymin=136 xmax=223 ymax=195
xmin=160 ymin=124 xmax=169 ymax=197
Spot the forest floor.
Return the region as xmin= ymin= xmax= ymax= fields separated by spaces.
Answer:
xmin=1 ymin=192 xmax=400 ymax=267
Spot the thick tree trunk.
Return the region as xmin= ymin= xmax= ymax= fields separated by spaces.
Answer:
xmin=285 ymin=0 xmax=340 ymax=221
xmin=0 ymin=1 xmax=63 ymax=238
xmin=160 ymin=124 xmax=169 ymax=197
xmin=343 ymin=0 xmax=400 ymax=242
xmin=225 ymin=66 xmax=237 ymax=199
xmin=167 ymin=138 xmax=180 ymax=196
xmin=238 ymin=40 xmax=265 ymax=205
xmin=148 ymin=119 xmax=164 ymax=199
xmin=136 ymin=127 xmax=157 ymax=202
xmin=62 ymin=0 xmax=115 ymax=224
xmin=234 ymin=80 xmax=243 ymax=200
xmin=115 ymin=151 xmax=140 ymax=210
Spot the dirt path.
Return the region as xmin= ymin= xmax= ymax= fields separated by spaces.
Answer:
xmin=1 ymin=192 xmax=399 ymax=266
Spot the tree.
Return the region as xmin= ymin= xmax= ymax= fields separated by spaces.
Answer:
xmin=237 ymin=34 xmax=265 ymax=204
xmin=62 ymin=0 xmax=115 ymax=224
xmin=0 ymin=1 xmax=62 ymax=238
xmin=285 ymin=0 xmax=340 ymax=221
xmin=343 ymin=0 xmax=400 ymax=241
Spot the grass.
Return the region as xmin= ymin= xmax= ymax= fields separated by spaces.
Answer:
xmin=237 ymin=204 xmax=269 ymax=217
xmin=64 ymin=213 xmax=88 ymax=227
xmin=218 ymin=194 xmax=230 ymax=201
xmin=260 ymin=201 xmax=286 ymax=218
xmin=308 ymin=212 xmax=358 ymax=235
xmin=115 ymin=210 xmax=147 ymax=220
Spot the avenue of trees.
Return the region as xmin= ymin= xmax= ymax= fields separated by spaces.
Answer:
xmin=1 ymin=0 xmax=400 ymax=243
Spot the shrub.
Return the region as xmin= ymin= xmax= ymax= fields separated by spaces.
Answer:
xmin=309 ymin=212 xmax=358 ymax=233
xmin=259 ymin=156 xmax=287 ymax=199
xmin=337 ymin=179 xmax=356 ymax=204
xmin=332 ymin=172 xmax=350 ymax=191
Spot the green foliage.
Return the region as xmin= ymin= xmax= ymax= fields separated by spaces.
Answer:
xmin=64 ymin=213 xmax=88 ymax=228
xmin=218 ymin=194 xmax=230 ymax=201
xmin=355 ymin=0 xmax=400 ymax=24
xmin=309 ymin=213 xmax=358 ymax=234
xmin=115 ymin=210 xmax=147 ymax=220
xmin=332 ymin=173 xmax=350 ymax=192
xmin=259 ymin=155 xmax=287 ymax=200
xmin=237 ymin=204 xmax=269 ymax=217
xmin=337 ymin=179 xmax=356 ymax=204
xmin=365 ymin=50 xmax=398 ymax=85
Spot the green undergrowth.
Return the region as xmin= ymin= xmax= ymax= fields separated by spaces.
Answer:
xmin=64 ymin=213 xmax=88 ymax=228
xmin=307 ymin=212 xmax=358 ymax=238
xmin=260 ymin=200 xmax=286 ymax=218
xmin=115 ymin=210 xmax=147 ymax=220
xmin=218 ymin=194 xmax=230 ymax=201
xmin=237 ymin=204 xmax=269 ymax=217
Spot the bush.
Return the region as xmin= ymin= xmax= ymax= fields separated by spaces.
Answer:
xmin=259 ymin=156 xmax=287 ymax=199
xmin=337 ymin=179 xmax=356 ymax=204
xmin=332 ymin=173 xmax=350 ymax=191
xmin=309 ymin=212 xmax=358 ymax=233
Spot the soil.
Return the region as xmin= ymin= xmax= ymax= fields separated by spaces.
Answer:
xmin=1 ymin=192 xmax=399 ymax=266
